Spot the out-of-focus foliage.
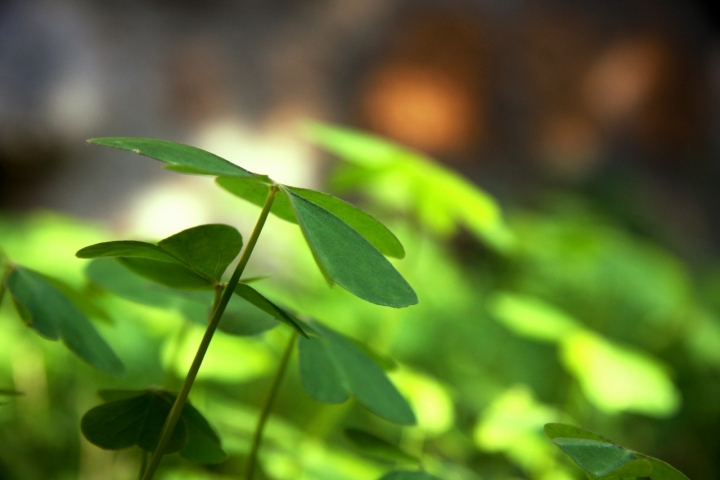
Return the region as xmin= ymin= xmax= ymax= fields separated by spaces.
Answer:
xmin=0 ymin=125 xmax=717 ymax=479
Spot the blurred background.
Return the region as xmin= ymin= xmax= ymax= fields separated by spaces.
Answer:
xmin=2 ymin=0 xmax=720 ymax=479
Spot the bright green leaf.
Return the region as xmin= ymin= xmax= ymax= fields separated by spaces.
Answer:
xmin=216 ymin=177 xmax=297 ymax=222
xmin=552 ymin=438 xmax=636 ymax=478
xmin=158 ymin=224 xmax=242 ymax=281
xmin=298 ymin=321 xmax=416 ymax=425
xmin=118 ymin=258 xmax=212 ymax=290
xmin=232 ymin=284 xmax=307 ymax=337
xmin=88 ymin=137 xmax=255 ymax=178
xmin=288 ymin=187 xmax=405 ymax=258
xmin=344 ymin=428 xmax=417 ymax=463
xmin=284 ymin=188 xmax=417 ymax=308
xmin=76 ymin=241 xmax=181 ymax=264
xmin=488 ymin=292 xmax=581 ymax=343
xmin=6 ymin=267 xmax=125 ymax=376
xmin=378 ymin=471 xmax=443 ymax=480
xmin=544 ymin=423 xmax=612 ymax=443
xmin=81 ymin=389 xmax=187 ymax=453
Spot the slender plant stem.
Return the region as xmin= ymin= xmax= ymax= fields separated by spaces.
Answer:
xmin=244 ymin=330 xmax=298 ymax=480
xmin=138 ymin=450 xmax=148 ymax=480
xmin=141 ymin=184 xmax=279 ymax=480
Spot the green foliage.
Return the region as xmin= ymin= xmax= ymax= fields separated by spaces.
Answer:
xmin=343 ymin=428 xmax=418 ymax=463
xmin=545 ymin=423 xmax=688 ymax=480
xmin=378 ymin=471 xmax=443 ymax=480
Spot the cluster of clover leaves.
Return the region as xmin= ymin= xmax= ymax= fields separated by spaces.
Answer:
xmin=0 ymin=131 xmax=691 ymax=480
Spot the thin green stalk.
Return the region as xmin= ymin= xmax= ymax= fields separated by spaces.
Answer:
xmin=244 ymin=330 xmax=298 ymax=480
xmin=141 ymin=184 xmax=280 ymax=480
xmin=138 ymin=450 xmax=148 ymax=480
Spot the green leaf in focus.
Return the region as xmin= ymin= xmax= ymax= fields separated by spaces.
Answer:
xmin=216 ymin=177 xmax=297 ymax=222
xmin=232 ymin=283 xmax=307 ymax=337
xmin=284 ymin=188 xmax=417 ymax=308
xmin=81 ymin=389 xmax=187 ymax=453
xmin=344 ymin=428 xmax=417 ymax=463
xmin=118 ymin=258 xmax=212 ymax=289
xmin=76 ymin=241 xmax=181 ymax=264
xmin=378 ymin=471 xmax=443 ymax=480
xmin=552 ymin=438 xmax=637 ymax=478
xmin=288 ymin=187 xmax=405 ymax=258
xmin=6 ymin=267 xmax=125 ymax=376
xmin=158 ymin=224 xmax=242 ymax=281
xmin=298 ymin=321 xmax=416 ymax=425
xmin=88 ymin=137 xmax=255 ymax=178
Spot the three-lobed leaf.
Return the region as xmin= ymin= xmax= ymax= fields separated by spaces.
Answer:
xmin=298 ymin=321 xmax=416 ymax=425
xmin=82 ymin=389 xmax=226 ymax=463
xmin=5 ymin=266 xmax=125 ymax=376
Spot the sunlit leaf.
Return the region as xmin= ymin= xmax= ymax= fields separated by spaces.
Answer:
xmin=216 ymin=177 xmax=297 ymax=222
xmin=298 ymin=321 xmax=416 ymax=425
xmin=378 ymin=471 xmax=443 ymax=480
xmin=284 ymin=188 xmax=417 ymax=308
xmin=233 ymin=284 xmax=307 ymax=337
xmin=76 ymin=241 xmax=181 ymax=264
xmin=118 ymin=258 xmax=212 ymax=289
xmin=288 ymin=187 xmax=405 ymax=258
xmin=88 ymin=137 xmax=255 ymax=178
xmin=637 ymin=454 xmax=691 ymax=480
xmin=544 ymin=423 xmax=611 ymax=443
xmin=488 ymin=292 xmax=581 ymax=343
xmin=6 ymin=266 xmax=125 ymax=376
xmin=82 ymin=389 xmax=186 ymax=453
xmin=551 ymin=438 xmax=639 ymax=478
xmin=344 ymin=428 xmax=417 ymax=463
xmin=560 ymin=332 xmax=680 ymax=416
xmin=158 ymin=224 xmax=242 ymax=281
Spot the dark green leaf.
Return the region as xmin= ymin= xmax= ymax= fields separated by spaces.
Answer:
xmin=6 ymin=267 xmax=125 ymax=376
xmin=344 ymin=428 xmax=417 ymax=463
xmin=552 ymin=438 xmax=637 ymax=478
xmin=158 ymin=224 xmax=242 ymax=281
xmin=76 ymin=241 xmax=181 ymax=264
xmin=288 ymin=187 xmax=405 ymax=258
xmin=378 ymin=471 xmax=443 ymax=480
xmin=118 ymin=258 xmax=212 ymax=289
xmin=637 ymin=454 xmax=690 ymax=480
xmin=0 ymin=389 xmax=22 ymax=396
xmin=544 ymin=423 xmax=612 ymax=443
xmin=232 ymin=283 xmax=307 ymax=337
xmin=597 ymin=459 xmax=652 ymax=479
xmin=81 ymin=389 xmax=187 ymax=453
xmin=179 ymin=402 xmax=227 ymax=464
xmin=216 ymin=177 xmax=297 ymax=222
xmin=88 ymin=137 xmax=255 ymax=178
xmin=298 ymin=335 xmax=349 ymax=404
xmin=284 ymin=188 xmax=417 ymax=308
xmin=298 ymin=322 xmax=416 ymax=425
xmin=217 ymin=293 xmax=279 ymax=336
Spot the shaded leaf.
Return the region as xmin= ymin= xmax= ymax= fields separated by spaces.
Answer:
xmin=6 ymin=267 xmax=125 ymax=376
xmin=180 ymin=402 xmax=227 ymax=464
xmin=81 ymin=389 xmax=186 ymax=453
xmin=298 ymin=321 xmax=416 ymax=425
xmin=216 ymin=177 xmax=297 ymax=222
xmin=219 ymin=293 xmax=279 ymax=336
xmin=118 ymin=258 xmax=212 ymax=290
xmin=552 ymin=438 xmax=637 ymax=478
xmin=378 ymin=471 xmax=443 ymax=480
xmin=232 ymin=283 xmax=307 ymax=337
xmin=76 ymin=241 xmax=181 ymax=264
xmin=288 ymin=187 xmax=405 ymax=258
xmin=544 ymin=423 xmax=612 ymax=443
xmin=88 ymin=137 xmax=255 ymax=178
xmin=344 ymin=428 xmax=417 ymax=463
xmin=284 ymin=188 xmax=417 ymax=308
xmin=597 ymin=459 xmax=653 ymax=479
xmin=637 ymin=454 xmax=690 ymax=480
xmin=158 ymin=224 xmax=242 ymax=281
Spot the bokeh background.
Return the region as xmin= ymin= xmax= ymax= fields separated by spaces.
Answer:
xmin=2 ymin=0 xmax=720 ymax=479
